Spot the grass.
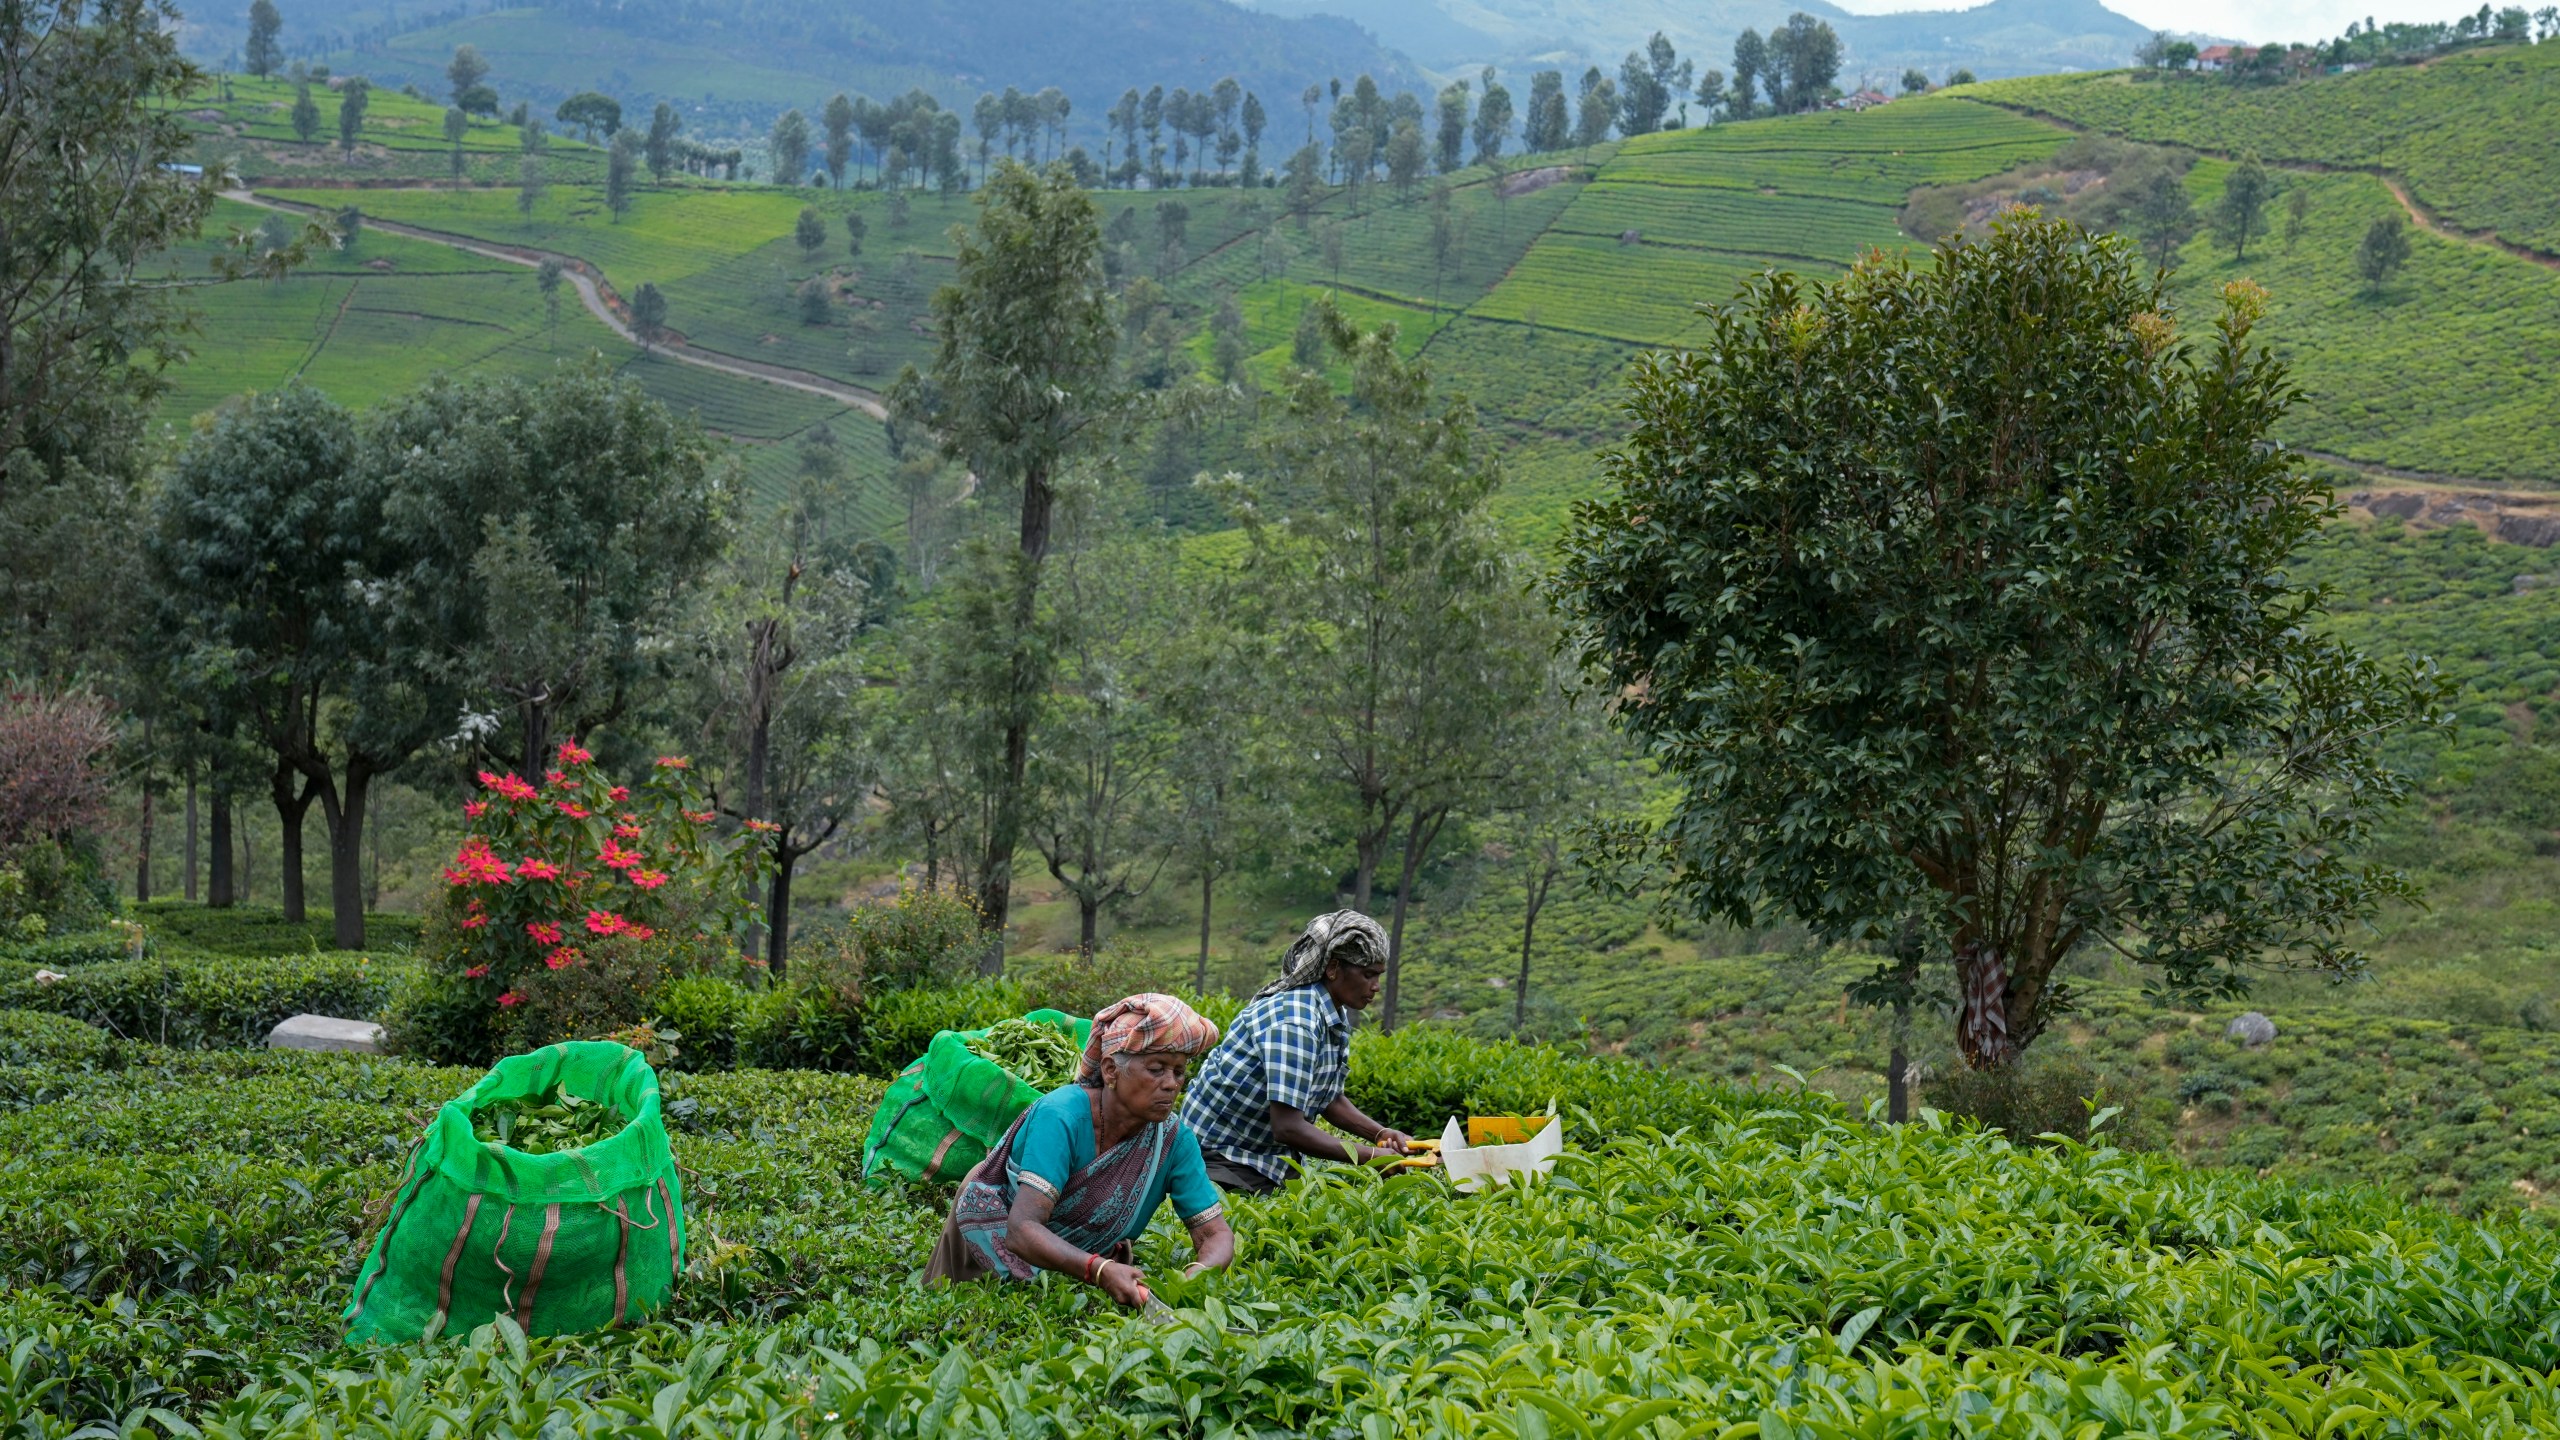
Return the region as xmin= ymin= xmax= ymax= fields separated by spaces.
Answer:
xmin=176 ymin=74 xmax=610 ymax=186
xmin=1975 ymin=44 xmax=2560 ymax=253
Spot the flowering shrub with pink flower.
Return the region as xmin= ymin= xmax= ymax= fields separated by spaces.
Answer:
xmin=429 ymin=743 xmax=768 ymax=1034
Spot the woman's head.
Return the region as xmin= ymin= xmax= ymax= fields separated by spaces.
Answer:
xmin=1256 ymin=909 xmax=1389 ymax=1004
xmin=1081 ymin=993 xmax=1221 ymax=1122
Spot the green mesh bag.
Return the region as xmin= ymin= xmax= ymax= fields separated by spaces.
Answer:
xmin=344 ymin=1041 xmax=684 ymax=1345
xmin=861 ymin=1009 xmax=1090 ymax=1183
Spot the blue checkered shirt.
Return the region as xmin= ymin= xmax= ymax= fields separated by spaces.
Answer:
xmin=1181 ymin=983 xmax=1351 ymax=1183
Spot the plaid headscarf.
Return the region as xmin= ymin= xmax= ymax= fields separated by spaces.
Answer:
xmin=1079 ymin=992 xmax=1222 ymax=1087
xmin=1253 ymin=909 xmax=1388 ymax=1001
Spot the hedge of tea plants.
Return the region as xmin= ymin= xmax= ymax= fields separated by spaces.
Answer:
xmin=10 ymin=1007 xmax=2560 ymax=1437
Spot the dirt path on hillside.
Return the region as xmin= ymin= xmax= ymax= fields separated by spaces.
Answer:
xmin=1966 ymin=101 xmax=2560 ymax=275
xmin=225 ymin=190 xmax=889 ymax=420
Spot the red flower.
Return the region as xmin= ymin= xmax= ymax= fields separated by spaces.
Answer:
xmin=555 ymin=802 xmax=591 ymax=819
xmin=515 ymin=857 xmax=563 ymax=882
xmin=625 ymin=924 xmax=656 ymax=941
xmin=597 ymin=839 xmax=644 ymax=871
xmin=479 ymin=771 xmax=538 ymax=801
xmin=745 ymin=818 xmax=780 ymax=834
xmin=654 ymin=755 xmax=689 ymax=769
xmin=460 ymin=913 xmax=488 ymax=930
xmin=609 ymin=787 xmax=631 ymax=802
xmin=545 ymin=770 xmax=568 ymax=787
xmin=557 ymin=740 xmax=595 ymax=766
xmin=463 ymin=800 xmax=488 ymax=819
xmin=496 ymin=991 xmax=522 ymax=1008
xmin=464 ymin=964 xmax=490 ymax=979
xmin=614 ymin=823 xmax=643 ymax=839
xmin=526 ymin=921 xmax=565 ymax=945
xmin=629 ymin=868 xmax=669 ymax=890
xmin=441 ymin=837 xmax=513 ymax=886
xmin=544 ymin=945 xmax=582 ymax=970
xmin=683 ymin=810 xmax=715 ymax=825
xmin=584 ymin=909 xmax=629 ymax=936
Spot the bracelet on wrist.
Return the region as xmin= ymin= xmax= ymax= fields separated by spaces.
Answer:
xmin=1083 ymin=1253 xmax=1105 ymax=1284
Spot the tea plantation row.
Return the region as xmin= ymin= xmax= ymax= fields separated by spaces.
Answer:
xmin=12 ymin=1005 xmax=2560 ymax=1436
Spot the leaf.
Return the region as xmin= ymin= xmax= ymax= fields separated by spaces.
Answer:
xmin=1833 ymin=1306 xmax=1884 ymax=1356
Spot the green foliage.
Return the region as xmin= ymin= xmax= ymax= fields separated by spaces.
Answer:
xmin=2358 ymin=210 xmax=2412 ymax=287
xmin=1977 ymin=44 xmax=2560 ymax=252
xmin=0 ymin=948 xmax=398 ymax=1048
xmin=1558 ymin=214 xmax=2444 ymax=1068
xmin=844 ymin=881 xmax=986 ymax=990
xmin=1921 ymin=1053 xmax=2127 ymax=1146
xmin=0 ymin=1009 xmax=118 ymax=1067
xmin=134 ymin=899 xmax=424 ymax=956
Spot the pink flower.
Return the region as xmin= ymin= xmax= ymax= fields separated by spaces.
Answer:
xmin=460 ymin=913 xmax=488 ymax=930
xmin=609 ymin=786 xmax=630 ymax=802
xmin=629 ymin=869 xmax=669 ymax=890
xmin=545 ymin=770 xmax=568 ymax=787
xmin=464 ymin=964 xmax=490 ymax=979
xmin=441 ymin=838 xmax=513 ymax=886
xmin=555 ymin=802 xmax=591 ymax=819
xmin=584 ymin=909 xmax=629 ymax=936
xmin=745 ymin=818 xmax=779 ymax=834
xmin=515 ymin=858 xmax=563 ymax=882
xmin=654 ymin=755 xmax=690 ymax=769
xmin=683 ymin=810 xmax=715 ymax=825
xmin=614 ymin=823 xmax=642 ymax=839
xmin=479 ymin=771 xmax=538 ymax=802
xmin=625 ymin=924 xmax=656 ymax=941
xmin=525 ymin=921 xmax=565 ymax=945
xmin=464 ymin=800 xmax=488 ymax=819
xmin=544 ymin=945 xmax=582 ymax=971
xmin=597 ymin=839 xmax=644 ymax=872
xmin=557 ymin=741 xmax=595 ymax=765
xmin=496 ymin=991 xmax=522 ymax=1008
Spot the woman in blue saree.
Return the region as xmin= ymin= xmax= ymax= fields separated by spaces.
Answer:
xmin=924 ymin=993 xmax=1235 ymax=1308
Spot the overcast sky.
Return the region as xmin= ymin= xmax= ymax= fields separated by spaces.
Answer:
xmin=1826 ymin=0 xmax=2475 ymax=44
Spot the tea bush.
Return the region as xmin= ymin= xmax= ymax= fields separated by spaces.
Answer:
xmin=0 ymin=949 xmax=400 ymax=1048
xmin=12 ymin=1026 xmax=2560 ymax=1436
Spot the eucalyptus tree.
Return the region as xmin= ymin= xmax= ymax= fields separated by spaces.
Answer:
xmin=905 ymin=160 xmax=1119 ymax=964
xmin=1555 ymin=216 xmax=2446 ymax=1069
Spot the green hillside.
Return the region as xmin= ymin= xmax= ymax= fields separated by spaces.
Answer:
xmin=1976 ymin=44 xmax=2560 ymax=254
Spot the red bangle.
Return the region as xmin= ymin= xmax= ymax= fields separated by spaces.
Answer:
xmin=1083 ymin=1253 xmax=1104 ymax=1284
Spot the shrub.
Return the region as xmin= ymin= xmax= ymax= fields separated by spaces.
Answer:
xmin=1346 ymin=1023 xmax=1831 ymax=1140
xmin=0 ymin=949 xmax=400 ymax=1048
xmin=0 ymin=925 xmax=141 ymax=969
xmin=0 ymin=687 xmax=114 ymax=849
xmin=0 ymin=1008 xmax=119 ymax=1067
xmin=849 ymin=979 xmax=1028 ymax=1075
xmin=1923 ymin=1055 xmax=2120 ymax=1144
xmin=842 ymin=880 xmax=985 ymax=990
xmin=379 ymin=966 xmax=499 ymax=1065
xmin=427 ymin=743 xmax=765 ymax=1052
xmin=1011 ymin=936 xmax=1183 ymax=1018
xmin=0 ymin=838 xmax=115 ymax=940
xmin=649 ymin=972 xmax=752 ymax=1071
xmin=136 ymin=900 xmax=425 ymax=957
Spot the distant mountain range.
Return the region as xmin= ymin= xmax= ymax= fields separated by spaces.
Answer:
xmin=193 ymin=0 xmax=2144 ymax=137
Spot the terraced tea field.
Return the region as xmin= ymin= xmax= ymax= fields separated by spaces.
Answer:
xmin=1979 ymin=44 xmax=2560 ymax=253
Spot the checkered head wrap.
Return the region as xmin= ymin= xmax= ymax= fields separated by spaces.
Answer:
xmin=1079 ymin=992 xmax=1222 ymax=1087
xmin=1254 ymin=909 xmax=1388 ymax=1001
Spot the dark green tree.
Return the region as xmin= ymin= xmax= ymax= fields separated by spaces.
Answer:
xmin=2284 ymin=186 xmax=2310 ymax=252
xmin=1473 ymin=66 xmax=1514 ymax=162
xmin=1434 ymin=79 xmax=1470 ymax=175
xmin=908 ymin=160 xmax=1118 ymax=963
xmin=1575 ymin=67 xmax=1616 ymax=148
xmin=606 ymin=129 xmax=640 ymax=220
xmin=445 ymin=44 xmax=488 ymax=106
xmin=1730 ymin=29 xmax=1767 ymax=117
xmin=821 ymin=92 xmax=856 ymax=189
xmin=443 ymin=105 xmax=468 ymax=177
xmin=843 ymin=209 xmax=866 ymax=260
xmin=1524 ymin=70 xmax=1566 ymax=150
xmin=2214 ymin=152 xmax=2273 ymax=259
xmin=555 ymin=91 xmax=620 ymax=143
xmin=291 ymin=82 xmax=320 ymax=143
xmin=630 ymin=282 xmax=667 ymax=349
xmin=646 ymin=102 xmax=681 ymax=182
xmin=1555 ymin=216 xmax=2445 ymax=1070
xmin=770 ymin=108 xmax=811 ymax=187
xmin=335 ymin=75 xmax=369 ymax=155
xmin=536 ymin=256 xmax=564 ymax=345
xmin=2356 ymin=211 xmax=2411 ymax=289
xmin=245 ymin=0 xmax=282 ymax=77
xmin=795 ymin=205 xmax=827 ymax=257
xmin=2 ymin=0 xmax=226 ymax=676
xmin=2127 ymin=167 xmax=2199 ymax=268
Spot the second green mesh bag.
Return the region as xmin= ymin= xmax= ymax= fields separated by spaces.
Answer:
xmin=861 ymin=1009 xmax=1091 ymax=1183
xmin=343 ymin=1041 xmax=684 ymax=1344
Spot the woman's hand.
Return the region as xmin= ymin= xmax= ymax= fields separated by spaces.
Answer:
xmin=1097 ymin=1260 xmax=1153 ymax=1309
xmin=1372 ymin=1128 xmax=1414 ymax=1155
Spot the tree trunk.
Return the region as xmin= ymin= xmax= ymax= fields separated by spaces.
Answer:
xmin=1956 ymin=942 xmax=2015 ymax=1069
xmin=519 ymin=701 xmax=551 ymax=784
xmin=1196 ymin=867 xmax=1214 ymax=993
xmin=208 ymin=788 xmax=235 ymax=907
xmin=1079 ymin=893 xmax=1101 ymax=956
xmin=1380 ymin=806 xmax=1446 ymax=1034
xmin=741 ymin=681 xmax=773 ymax=963
xmin=135 ymin=761 xmax=154 ymax=904
xmin=271 ymin=759 xmax=317 ymax=923
xmin=325 ymin=767 xmax=373 ymax=949
xmin=766 ymin=836 xmax=795 ymax=979
xmin=975 ymin=463 xmax=1057 ymax=974
xmin=184 ymin=770 xmax=198 ymax=902
xmin=240 ymin=824 xmax=253 ymax=904
xmin=1513 ymin=861 xmax=1554 ymax=1035
xmin=1887 ymin=1009 xmax=1911 ymax=1124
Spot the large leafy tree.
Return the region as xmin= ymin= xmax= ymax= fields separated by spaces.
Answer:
xmin=1556 ymin=215 xmax=2445 ymax=1070
xmin=1 ymin=0 xmax=222 ymax=676
xmin=1237 ymin=299 xmax=1546 ymax=1030
xmin=152 ymin=384 xmax=427 ymax=942
xmin=907 ymin=160 xmax=1117 ymax=964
